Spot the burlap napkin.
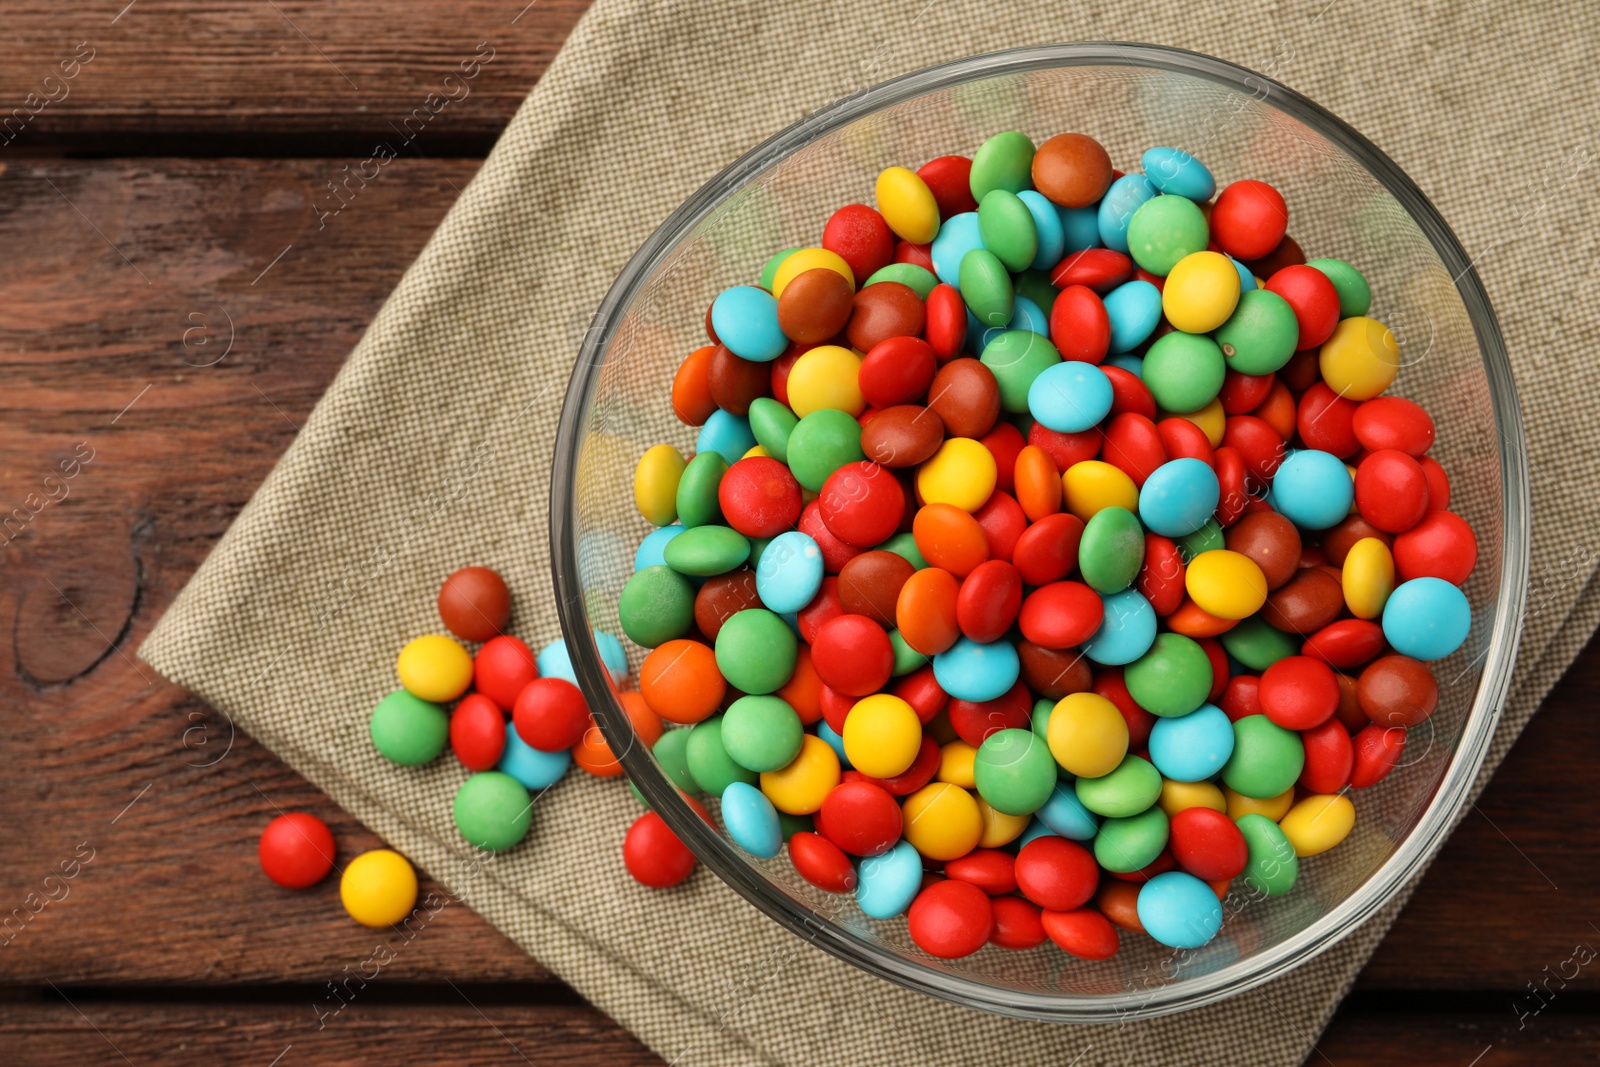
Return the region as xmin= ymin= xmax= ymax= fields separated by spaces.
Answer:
xmin=140 ymin=2 xmax=1600 ymax=1063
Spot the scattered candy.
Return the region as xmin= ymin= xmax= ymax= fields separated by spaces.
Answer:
xmin=340 ymin=849 xmax=418 ymax=928
xmin=258 ymin=813 xmax=336 ymax=889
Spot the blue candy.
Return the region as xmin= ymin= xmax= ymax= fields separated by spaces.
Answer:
xmin=1058 ymin=204 xmax=1101 ymax=253
xmin=1105 ymin=353 xmax=1144 ymax=377
xmin=1097 ymin=174 xmax=1158 ymax=252
xmin=1382 ymin=577 xmax=1472 ymax=660
xmin=1018 ymin=817 xmax=1061 ymax=848
xmin=1037 ymin=782 xmax=1101 ymax=840
xmin=721 ymin=781 xmax=782 ymax=859
xmin=1148 ymin=703 xmax=1235 ymax=782
xmin=710 ymin=286 xmax=787 ymax=362
xmin=1232 ymin=256 xmax=1257 ymax=291
xmin=856 ymin=840 xmax=922 ymax=919
xmin=497 ymin=731 xmax=571 ymax=790
xmin=1028 ymin=360 xmax=1113 ymax=433
xmin=1139 ymin=457 xmax=1222 ymax=537
xmin=1082 ymin=588 xmax=1157 ymax=665
xmin=1103 ymin=279 xmax=1163 ymax=353
xmin=696 ymin=409 xmax=756 ymax=466
xmin=932 ymin=636 xmax=1020 ymax=702
xmin=1271 ymin=449 xmax=1354 ymax=530
xmin=1138 ymin=871 xmax=1225 ymax=949
xmin=755 ymin=530 xmax=823 ymax=613
xmin=930 ymin=211 xmax=983 ymax=287
xmin=1018 ymin=190 xmax=1066 ymax=270
xmin=635 ymin=524 xmax=685 ymax=570
xmin=815 ymin=720 xmax=851 ymax=769
xmin=1141 ymin=146 xmax=1217 ymax=202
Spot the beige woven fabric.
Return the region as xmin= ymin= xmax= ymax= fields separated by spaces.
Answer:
xmin=141 ymin=2 xmax=1600 ymax=1064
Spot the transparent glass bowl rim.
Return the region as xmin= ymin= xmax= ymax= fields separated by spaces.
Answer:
xmin=551 ymin=42 xmax=1531 ymax=1021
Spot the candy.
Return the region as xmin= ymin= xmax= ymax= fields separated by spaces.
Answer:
xmin=1279 ymin=793 xmax=1356 ymax=857
xmin=450 ymin=693 xmax=507 ymax=771
xmin=438 ymin=566 xmax=512 ymax=641
xmin=1382 ymin=577 xmax=1472 ymax=660
xmin=340 ymin=850 xmax=418 ymax=927
xmin=396 ymin=634 xmax=473 ymax=703
xmin=370 ymin=691 xmax=449 ymax=766
xmin=623 ymin=811 xmax=697 ymax=888
xmin=1137 ymin=871 xmax=1223 ymax=949
xmin=453 ymin=771 xmax=533 ymax=851
xmin=259 ymin=813 xmax=336 ymax=889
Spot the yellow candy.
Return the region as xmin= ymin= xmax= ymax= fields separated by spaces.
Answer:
xmin=901 ymin=782 xmax=983 ymax=861
xmin=760 ymin=734 xmax=841 ymax=814
xmin=842 ymin=694 xmax=922 ymax=779
xmin=1279 ymin=793 xmax=1356 ymax=857
xmin=1224 ymin=785 xmax=1294 ymax=822
xmin=1185 ymin=549 xmax=1268 ymax=620
xmin=1158 ymin=778 xmax=1228 ymax=818
xmin=786 ymin=345 xmax=865 ymax=418
xmin=771 ymin=247 xmax=855 ymax=298
xmin=916 ymin=438 xmax=997 ymax=513
xmin=396 ymin=635 xmax=473 ymax=703
xmin=1343 ymin=536 xmax=1396 ymax=620
xmin=633 ymin=443 xmax=686 ymax=526
xmin=1162 ymin=251 xmax=1241 ymax=334
xmin=1319 ymin=316 xmax=1399 ymax=401
xmin=1045 ymin=692 xmax=1129 ymax=778
xmin=875 ymin=166 xmax=941 ymax=245
xmin=976 ymin=797 xmax=1029 ymax=848
xmin=1164 ymin=395 xmax=1226 ymax=447
xmin=1061 ymin=460 xmax=1139 ymax=522
xmin=340 ymin=849 xmax=418 ymax=928
xmin=741 ymin=444 xmax=770 ymax=460
xmin=937 ymin=740 xmax=978 ymax=788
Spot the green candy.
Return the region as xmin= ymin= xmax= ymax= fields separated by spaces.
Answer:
xmin=748 ymin=397 xmax=798 ymax=463
xmin=785 ymin=409 xmax=863 ymax=491
xmin=1219 ymin=614 xmax=1300 ymax=671
xmin=760 ymin=247 xmax=800 ymax=291
xmin=980 ymin=329 xmax=1060 ymax=413
xmin=888 ymin=629 xmax=929 ymax=676
xmin=1177 ymin=518 xmax=1225 ymax=563
xmin=1030 ymin=697 xmax=1054 ymax=743
xmin=1221 ymin=715 xmax=1305 ymax=798
xmin=1124 ymin=632 xmax=1212 ymax=717
xmin=969 ymin=130 xmax=1035 ymax=201
xmin=1093 ymin=806 xmax=1170 ymax=873
xmin=1079 ymin=506 xmax=1146 ymax=593
xmin=720 ymin=695 xmax=803 ymax=772
xmin=675 ymin=451 xmax=727 ymax=528
xmin=1013 ymin=269 xmax=1059 ymax=316
xmin=1237 ymin=813 xmax=1300 ymax=896
xmin=864 ymin=262 xmax=938 ymax=298
xmin=663 ymin=524 xmax=749 ymax=576
xmin=876 ymin=531 xmax=927 ymax=570
xmin=977 ymin=189 xmax=1039 ymax=273
xmin=685 ymin=715 xmax=757 ymax=795
xmin=959 ymin=248 xmax=1014 ymax=328
xmin=453 ymin=771 xmax=533 ymax=852
xmin=973 ymin=728 xmax=1057 ymax=816
xmin=778 ymin=811 xmax=814 ymax=841
xmin=1306 ymin=257 xmax=1372 ymax=317
xmin=370 ymin=690 xmax=449 ymax=766
xmin=1213 ymin=289 xmax=1299 ymax=375
xmin=653 ymin=727 xmax=699 ymax=796
xmin=1126 ymin=195 xmax=1209 ymax=276
xmin=1142 ymin=332 xmax=1227 ymax=414
xmin=618 ymin=565 xmax=695 ymax=648
xmin=714 ymin=608 xmax=797 ymax=694
xmin=1075 ymin=754 xmax=1161 ymax=818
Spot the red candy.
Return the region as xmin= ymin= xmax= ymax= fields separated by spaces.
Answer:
xmin=623 ymin=811 xmax=696 ymax=888
xmin=1012 ymin=512 xmax=1084 ymax=586
xmin=258 ymin=812 xmax=336 ymax=889
xmin=1102 ymin=412 xmax=1167 ymax=487
xmin=1168 ymin=807 xmax=1248 ymax=881
xmin=789 ymin=831 xmax=858 ymax=893
xmin=956 ymin=559 xmax=1024 ymax=643
xmin=1258 ymin=655 xmax=1340 ymax=730
xmin=916 ymin=155 xmax=978 ymax=219
xmin=1210 ymin=180 xmax=1288 ymax=261
xmin=450 ymin=693 xmax=508 ymax=771
xmin=1302 ymin=619 xmax=1387 ymax=670
xmin=818 ymin=461 xmax=905 ymax=547
xmin=947 ymin=681 xmax=1033 ymax=747
xmin=1296 ymin=382 xmax=1360 ymax=458
xmin=719 ymin=457 xmax=803 ymax=538
xmin=811 ymin=614 xmax=894 ymax=697
xmin=1040 ymin=907 xmax=1120 ymax=960
xmin=1048 ymin=285 xmax=1111 ymax=364
xmin=1299 ymin=718 xmax=1355 ymax=793
xmin=859 ymin=336 xmax=937 ymax=408
xmin=924 ymin=283 xmax=968 ymax=360
xmin=989 ymin=895 xmax=1048 ymax=949
xmin=1353 ymin=396 xmax=1435 ymax=457
xmin=1050 ymin=248 xmax=1133 ymax=293
xmin=1354 ymin=449 xmax=1430 ymax=533
xmin=1350 ymin=723 xmax=1407 ymax=788
xmin=822 ymin=204 xmax=894 ymax=283
xmin=1014 ymin=836 xmax=1098 ymax=912
xmin=908 ymin=878 xmax=994 ymax=959
xmin=944 ymin=848 xmax=1019 ymax=895
xmin=817 ymin=780 xmax=903 ymax=856
xmin=1018 ymin=581 xmax=1104 ymax=649
xmin=1265 ymin=265 xmax=1341 ymax=351
xmin=1393 ymin=510 xmax=1478 ymax=584
xmin=473 ymin=635 xmax=538 ymax=710
xmin=513 ymin=677 xmax=590 ymax=752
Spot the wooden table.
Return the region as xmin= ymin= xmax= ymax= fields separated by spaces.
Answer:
xmin=3 ymin=5 xmax=1595 ymax=1063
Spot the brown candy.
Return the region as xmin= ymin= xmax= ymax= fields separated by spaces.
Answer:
xmin=1357 ymin=654 xmax=1439 ymax=728
xmin=837 ymin=551 xmax=916 ymax=627
xmin=777 ymin=268 xmax=854 ymax=343
xmin=1224 ymin=511 xmax=1302 ymax=591
xmin=1320 ymin=515 xmax=1394 ymax=567
xmin=694 ymin=568 xmax=760 ymax=640
xmin=846 ymin=281 xmax=925 ymax=352
xmin=1030 ymin=133 xmax=1113 ymax=209
xmin=437 ymin=566 xmax=511 ymax=642
xmin=707 ymin=344 xmax=770 ymax=416
xmin=1244 ymin=234 xmax=1306 ymax=279
xmin=861 ymin=405 xmax=945 ymax=468
xmin=1332 ymin=672 xmax=1367 ymax=732
xmin=1260 ymin=567 xmax=1343 ymax=633
xmin=1018 ymin=641 xmax=1093 ymax=700
xmin=927 ymin=358 xmax=1001 ymax=439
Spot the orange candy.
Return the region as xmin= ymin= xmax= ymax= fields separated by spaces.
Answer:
xmin=1165 ymin=598 xmax=1239 ymax=638
xmin=1095 ymin=880 xmax=1144 ymax=932
xmin=671 ymin=345 xmax=718 ymax=426
xmin=776 ymin=644 xmax=823 ymax=725
xmin=639 ymin=639 xmax=725 ymax=724
xmin=896 ymin=567 xmax=961 ymax=656
xmin=1251 ymin=379 xmax=1297 ymax=442
xmin=572 ymin=691 xmax=665 ymax=777
xmin=1013 ymin=445 xmax=1062 ymax=522
xmin=912 ymin=503 xmax=989 ymax=577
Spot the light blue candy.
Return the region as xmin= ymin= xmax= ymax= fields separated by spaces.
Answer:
xmin=1097 ymin=174 xmax=1158 ymax=253
xmin=635 ymin=524 xmax=686 ymax=570
xmin=710 ymin=286 xmax=787 ymax=362
xmin=1139 ymin=457 xmax=1222 ymax=537
xmin=1105 ymin=354 xmax=1144 ymax=377
xmin=497 ymin=731 xmax=571 ymax=790
xmin=1103 ymin=280 xmax=1163 ymax=353
xmin=1019 ymin=190 xmax=1066 ymax=269
xmin=1232 ymin=256 xmax=1257 ymax=291
xmin=696 ymin=409 xmax=756 ymax=466
xmin=1037 ymin=783 xmax=1101 ymax=840
xmin=538 ymin=634 xmax=625 ymax=685
xmin=1028 ymin=360 xmax=1112 ymax=433
xmin=721 ymin=781 xmax=782 ymax=859
xmin=1271 ymin=449 xmax=1354 ymax=530
xmin=1138 ymin=871 xmax=1224 ymax=949
xmin=1083 ymin=588 xmax=1157 ymax=665
xmin=1382 ymin=577 xmax=1472 ymax=660
xmin=932 ymin=636 xmax=1020 ymax=702
xmin=1058 ymin=204 xmax=1101 ymax=253
xmin=754 ymin=530 xmax=823 ymax=613
xmin=1142 ymin=146 xmax=1217 ymax=202
xmin=595 ymin=631 xmax=628 ymax=682
xmin=856 ymin=839 xmax=922 ymax=919
xmin=1148 ymin=704 xmax=1235 ymax=782
xmin=930 ymin=211 xmax=983 ymax=287
xmin=1018 ymin=817 xmax=1061 ymax=847
xmin=816 ymin=720 xmax=851 ymax=769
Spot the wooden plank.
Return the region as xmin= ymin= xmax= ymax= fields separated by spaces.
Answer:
xmin=2 ymin=0 xmax=591 ymax=154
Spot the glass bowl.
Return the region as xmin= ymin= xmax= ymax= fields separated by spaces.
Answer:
xmin=550 ymin=43 xmax=1528 ymax=1021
